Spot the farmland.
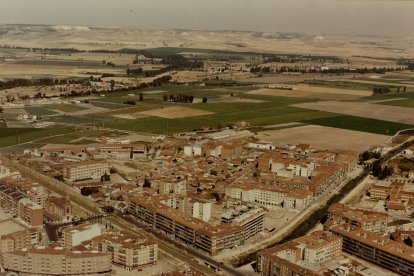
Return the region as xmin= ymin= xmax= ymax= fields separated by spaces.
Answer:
xmin=0 ymin=127 xmax=73 ymax=148
xmin=291 ymin=100 xmax=414 ymax=125
xmin=1 ymin=25 xmax=414 ymax=148
xmin=44 ymin=104 xmax=88 ymax=113
xmin=255 ymin=125 xmax=390 ymax=151
xmin=303 ymin=115 xmax=413 ymax=136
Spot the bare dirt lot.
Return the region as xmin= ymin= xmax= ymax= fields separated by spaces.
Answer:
xmin=139 ymin=106 xmax=213 ymax=119
xmin=291 ymin=101 xmax=414 ymax=124
xmin=256 ymin=125 xmax=390 ymax=151
xmin=248 ymin=85 xmax=371 ymax=98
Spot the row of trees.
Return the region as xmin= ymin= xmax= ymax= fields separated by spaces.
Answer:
xmin=163 ymin=93 xmax=195 ymax=103
xmin=0 ymin=78 xmax=83 ymax=90
xmin=126 ymin=68 xmax=143 ymax=75
xmin=144 ymin=55 xmax=204 ymax=77
xmin=359 ymin=151 xmax=381 ymax=163
xmin=250 ymin=66 xmax=406 ymax=75
xmin=372 ymin=86 xmax=407 ymax=95
xmin=263 ymin=53 xmax=343 ymax=64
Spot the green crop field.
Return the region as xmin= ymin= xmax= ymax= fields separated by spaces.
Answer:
xmin=104 ymin=105 xmax=334 ymax=134
xmin=25 ymin=106 xmax=58 ymax=116
xmin=379 ymin=98 xmax=414 ymax=108
xmin=0 ymin=127 xmax=73 ymax=148
xmin=303 ymin=115 xmax=413 ymax=135
xmin=89 ymin=101 xmax=130 ymax=110
xmin=45 ymin=104 xmax=88 ymax=113
xmin=361 ymin=91 xmax=414 ymax=102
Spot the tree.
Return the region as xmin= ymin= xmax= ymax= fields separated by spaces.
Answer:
xmin=143 ymin=178 xmax=151 ymax=188
xmin=202 ymin=97 xmax=208 ymax=103
xmin=360 ymin=151 xmax=371 ymax=162
xmin=81 ymin=187 xmax=99 ymax=196
xmin=101 ymin=206 xmax=115 ymax=213
xmin=212 ymin=192 xmax=221 ymax=202
xmin=372 ymin=161 xmax=382 ymax=178
xmin=123 ymin=100 xmax=136 ymax=105
xmin=380 ymin=166 xmax=393 ymax=180
xmin=110 ymin=79 xmax=115 ymax=91
xmin=404 ymin=237 xmax=413 ymax=247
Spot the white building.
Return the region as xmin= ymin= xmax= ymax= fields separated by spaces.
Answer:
xmin=271 ymin=161 xmax=316 ymax=178
xmin=62 ymin=223 xmax=102 ymax=247
xmin=248 ymin=142 xmax=275 ymax=151
xmin=191 ymin=201 xmax=211 ymax=222
xmin=225 ymin=184 xmax=313 ymax=211
xmin=63 ymin=160 xmax=110 ymax=181
xmin=183 ymin=144 xmax=204 ymax=156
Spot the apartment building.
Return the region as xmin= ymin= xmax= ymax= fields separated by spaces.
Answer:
xmin=128 ymin=195 xmax=244 ymax=256
xmin=0 ymin=222 xmax=41 ymax=263
xmin=63 ymin=160 xmax=110 ymax=181
xmin=96 ymin=143 xmax=147 ymax=159
xmin=0 ymin=181 xmax=27 ymax=217
xmin=18 ymin=198 xmax=43 ymax=227
xmin=188 ymin=197 xmax=211 ymax=222
xmin=27 ymin=186 xmax=49 ymax=207
xmin=369 ymin=182 xmax=414 ymax=203
xmin=39 ymin=144 xmax=87 ymax=157
xmin=258 ymin=153 xmax=347 ymax=197
xmin=225 ymin=182 xmax=313 ymax=211
xmin=159 ymin=181 xmax=187 ymax=195
xmin=222 ymin=207 xmax=265 ymax=239
xmin=90 ymin=230 xmax=158 ymax=269
xmin=3 ymin=246 xmax=112 ymax=276
xmin=330 ymin=224 xmax=414 ymax=276
xmin=0 ymin=163 xmax=21 ymax=179
xmin=258 ymin=231 xmax=342 ymax=276
xmin=327 ymin=203 xmax=388 ymax=234
xmin=62 ymin=223 xmax=102 ymax=247
xmin=183 ymin=143 xmax=205 ymax=156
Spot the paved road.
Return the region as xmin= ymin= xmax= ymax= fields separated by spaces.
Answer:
xmin=0 ymin=156 xmax=241 ymax=276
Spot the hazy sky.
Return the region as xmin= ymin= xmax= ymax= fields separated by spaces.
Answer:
xmin=0 ymin=0 xmax=413 ymax=36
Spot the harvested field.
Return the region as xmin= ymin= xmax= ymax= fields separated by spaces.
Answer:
xmin=139 ymin=106 xmax=214 ymax=119
xmin=112 ymin=113 xmax=150 ymax=120
xmin=248 ymin=85 xmax=371 ymax=98
xmin=292 ymin=101 xmax=414 ymax=125
xmin=3 ymin=108 xmax=27 ymax=115
xmin=256 ymin=125 xmax=390 ymax=151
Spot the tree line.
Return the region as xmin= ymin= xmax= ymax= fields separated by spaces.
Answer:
xmin=0 ymin=78 xmax=83 ymax=90
xmin=250 ymin=66 xmax=406 ymax=75
xmin=163 ymin=93 xmax=195 ymax=103
xmin=372 ymin=86 xmax=407 ymax=95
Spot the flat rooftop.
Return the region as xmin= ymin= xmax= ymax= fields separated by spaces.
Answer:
xmin=0 ymin=219 xmax=27 ymax=236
